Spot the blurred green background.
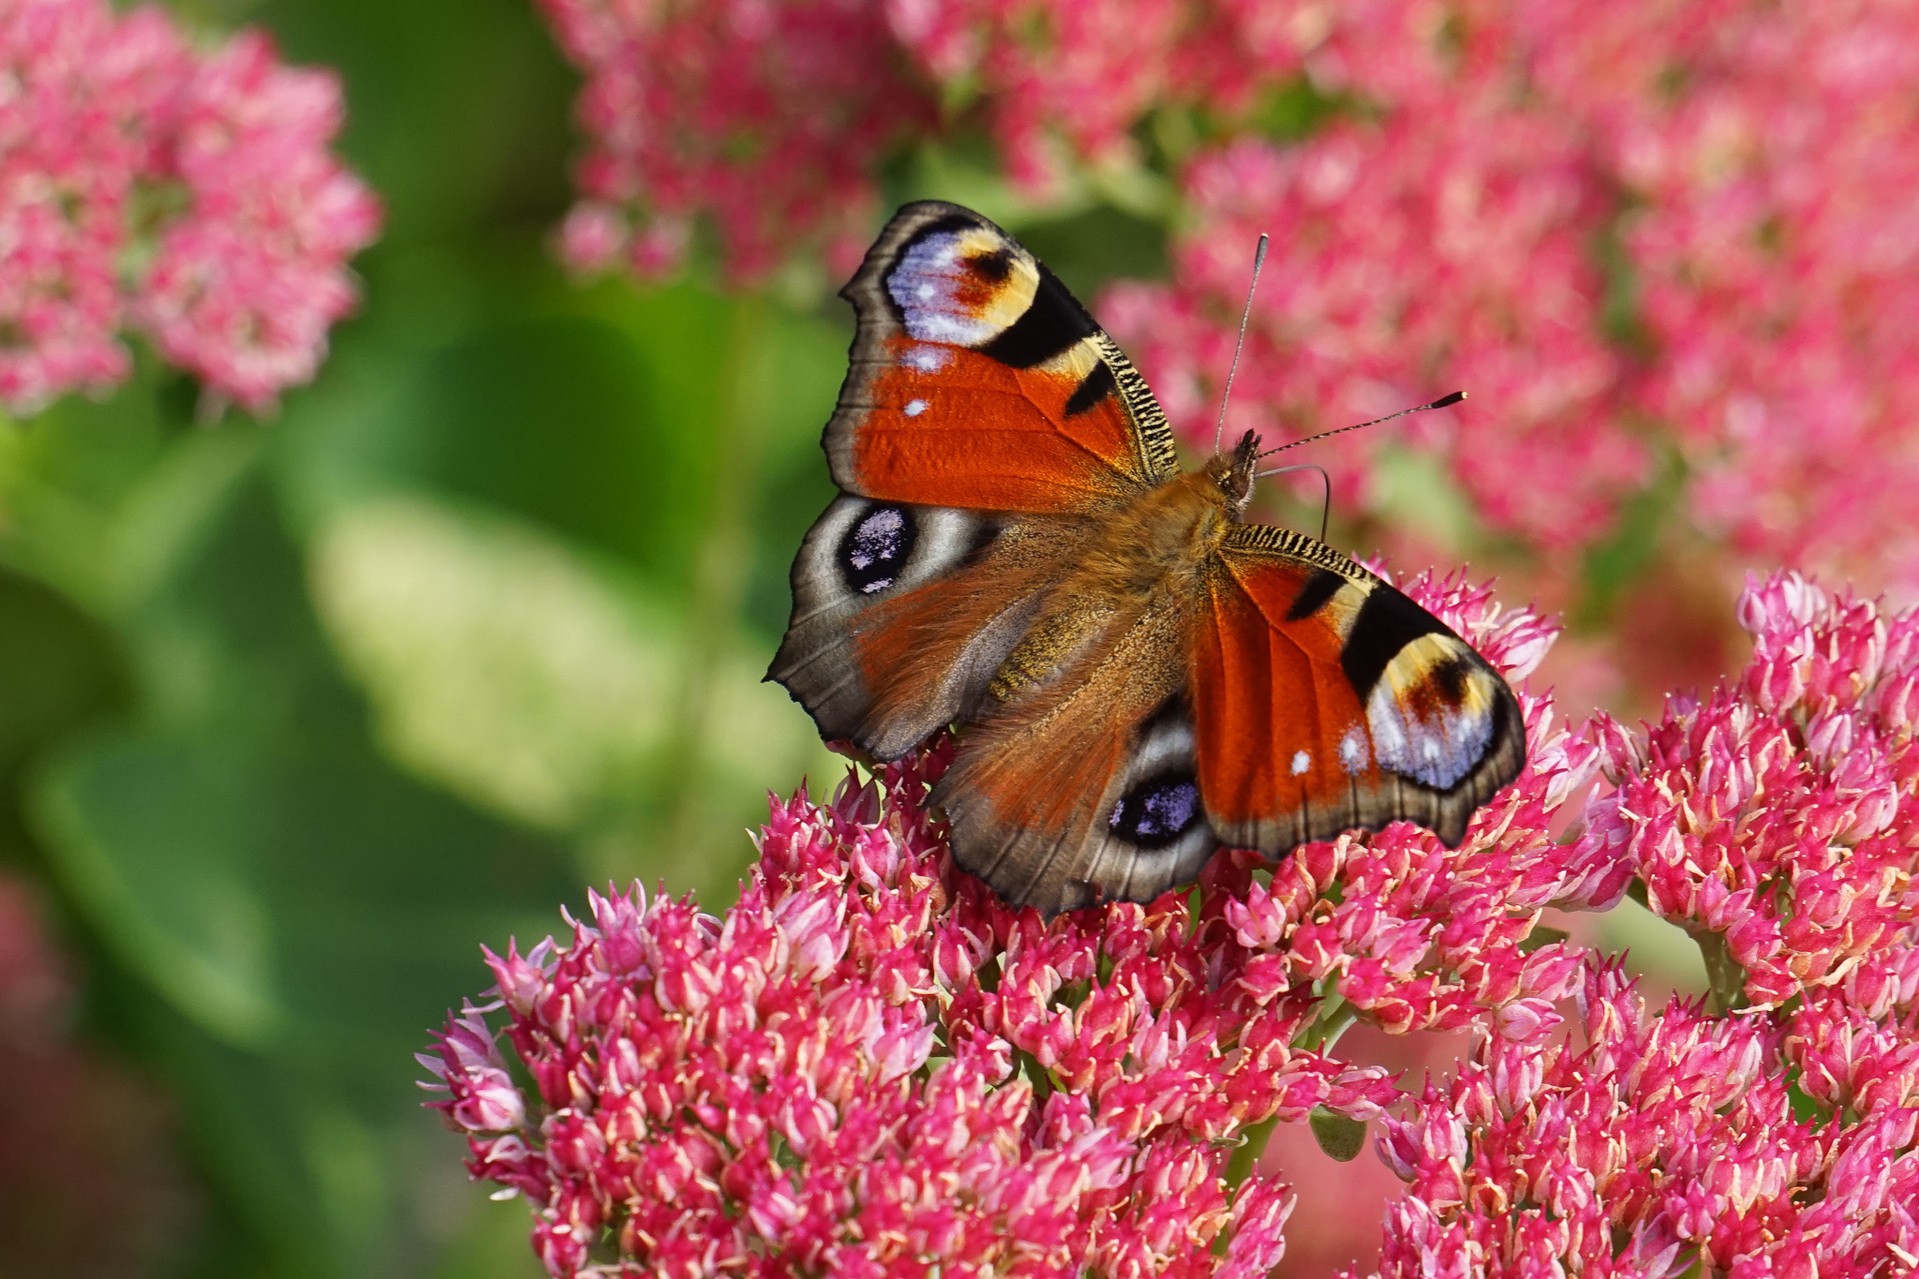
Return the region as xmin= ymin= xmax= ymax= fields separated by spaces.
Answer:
xmin=0 ymin=0 xmax=876 ymax=1273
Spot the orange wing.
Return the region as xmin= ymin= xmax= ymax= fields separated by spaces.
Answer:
xmin=1191 ymin=526 xmax=1526 ymax=852
xmin=774 ymin=203 xmax=1183 ymax=764
xmin=826 ymin=202 xmax=1178 ymax=512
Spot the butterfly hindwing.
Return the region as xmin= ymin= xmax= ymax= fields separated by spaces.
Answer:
xmin=1191 ymin=525 xmax=1526 ymax=853
xmin=932 ymin=603 xmax=1217 ymax=916
xmin=828 ymin=201 xmax=1179 ymax=512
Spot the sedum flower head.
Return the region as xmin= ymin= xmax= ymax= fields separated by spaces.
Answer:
xmin=423 ymin=755 xmax=1334 ymax=1277
xmin=536 ymin=0 xmax=934 ymax=285
xmin=1358 ymin=570 xmax=1919 ymax=1278
xmin=422 ymin=569 xmax=1613 ymax=1274
xmin=1584 ymin=571 xmax=1919 ymax=1010
xmin=1356 ymin=961 xmax=1919 ymax=1279
xmin=886 ymin=0 xmax=1311 ymax=194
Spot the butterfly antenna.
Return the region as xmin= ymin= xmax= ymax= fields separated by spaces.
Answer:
xmin=1213 ymin=233 xmax=1270 ymax=453
xmin=1255 ymin=462 xmax=1334 ymax=541
xmin=1255 ymin=390 xmax=1466 ymax=461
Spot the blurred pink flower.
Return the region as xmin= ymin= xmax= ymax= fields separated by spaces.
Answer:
xmin=1584 ymin=571 xmax=1919 ymax=1009
xmin=0 ymin=873 xmax=197 ymax=1270
xmin=886 ymin=0 xmax=1309 ymax=193
xmin=1101 ymin=0 xmax=1919 ymax=587
xmin=1101 ymin=121 xmax=1637 ymax=557
xmin=1355 ymin=961 xmax=1919 ymax=1279
xmin=1595 ymin=3 xmax=1919 ymax=586
xmin=0 ymin=0 xmax=379 ymax=415
xmin=534 ymin=0 xmax=934 ymax=285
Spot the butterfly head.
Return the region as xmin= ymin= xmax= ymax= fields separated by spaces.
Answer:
xmin=1206 ymin=429 xmax=1261 ymax=517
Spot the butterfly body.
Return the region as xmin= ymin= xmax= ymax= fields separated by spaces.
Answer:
xmin=771 ymin=202 xmax=1526 ymax=916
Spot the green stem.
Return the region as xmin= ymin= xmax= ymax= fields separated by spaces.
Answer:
xmin=657 ymin=294 xmax=769 ymax=869
xmin=1225 ymin=1114 xmax=1278 ymax=1189
xmin=1295 ymin=991 xmax=1358 ymax=1053
xmin=1692 ymin=926 xmax=1748 ymax=1015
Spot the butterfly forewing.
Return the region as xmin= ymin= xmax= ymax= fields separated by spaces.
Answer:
xmin=828 ymin=202 xmax=1180 ymax=511
xmin=774 ymin=201 xmax=1169 ymax=763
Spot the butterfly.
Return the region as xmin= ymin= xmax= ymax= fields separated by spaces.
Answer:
xmin=769 ymin=201 xmax=1525 ymax=916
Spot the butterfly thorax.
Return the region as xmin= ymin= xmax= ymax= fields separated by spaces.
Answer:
xmin=984 ymin=461 xmax=1247 ymax=703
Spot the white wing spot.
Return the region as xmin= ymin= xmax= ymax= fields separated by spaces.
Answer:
xmin=903 ymin=345 xmax=949 ymax=372
xmin=904 ymin=399 xmax=927 ymax=417
xmin=1338 ymin=727 xmax=1369 ymax=775
xmin=915 ymin=282 xmax=935 ymax=301
xmin=1291 ymin=750 xmax=1311 ymax=776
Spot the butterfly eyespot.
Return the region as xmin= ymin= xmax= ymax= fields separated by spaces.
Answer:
xmin=1108 ymin=774 xmax=1202 ymax=849
xmin=838 ymin=504 xmax=914 ymax=595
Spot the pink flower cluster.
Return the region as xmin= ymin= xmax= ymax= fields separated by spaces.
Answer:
xmin=423 ymin=569 xmax=1624 ymax=1275
xmin=531 ymin=0 xmax=1322 ymax=280
xmin=0 ymin=0 xmax=379 ymax=415
xmin=1359 ymin=963 xmax=1919 ymax=1278
xmin=423 ymin=759 xmax=1335 ymax=1278
xmin=887 ymin=0 xmax=1308 ymax=192
xmin=537 ymin=0 xmax=933 ymax=284
xmin=1585 ymin=571 xmax=1919 ymax=1010
xmin=1100 ymin=123 xmax=1638 ymax=556
xmin=1100 ymin=1 xmax=1919 ymax=585
xmin=1611 ymin=4 xmax=1919 ymax=585
xmin=0 ymin=872 xmax=194 ymax=1269
xmin=1356 ymin=570 xmax=1919 ymax=1275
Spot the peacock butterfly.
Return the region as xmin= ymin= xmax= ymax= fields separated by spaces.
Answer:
xmin=769 ymin=201 xmax=1525 ymax=916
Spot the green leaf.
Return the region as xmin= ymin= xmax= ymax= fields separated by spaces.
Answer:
xmin=26 ymin=447 xmax=579 ymax=1275
xmin=0 ymin=566 xmax=132 ymax=859
xmin=1519 ymin=924 xmax=1571 ymax=954
xmin=1310 ymin=1105 xmax=1369 ymax=1162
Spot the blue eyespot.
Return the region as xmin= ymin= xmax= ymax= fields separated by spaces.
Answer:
xmin=838 ymin=505 xmax=913 ymax=594
xmin=1108 ymin=775 xmax=1201 ymax=849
